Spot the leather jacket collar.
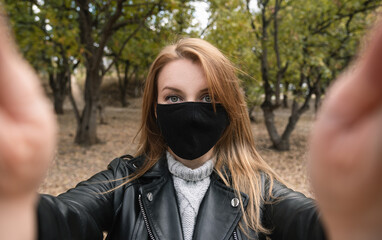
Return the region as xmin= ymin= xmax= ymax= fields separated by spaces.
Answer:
xmin=127 ymin=154 xmax=249 ymax=240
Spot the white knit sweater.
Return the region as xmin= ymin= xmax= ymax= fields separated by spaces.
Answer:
xmin=166 ymin=151 xmax=214 ymax=240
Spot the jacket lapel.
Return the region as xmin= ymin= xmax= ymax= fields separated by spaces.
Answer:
xmin=140 ymin=170 xmax=184 ymax=240
xmin=192 ymin=177 xmax=248 ymax=240
xmin=134 ymin=155 xmax=248 ymax=240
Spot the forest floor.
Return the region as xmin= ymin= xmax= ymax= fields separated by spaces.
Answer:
xmin=39 ymin=95 xmax=317 ymax=198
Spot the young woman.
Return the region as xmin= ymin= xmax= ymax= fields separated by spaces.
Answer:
xmin=35 ymin=38 xmax=325 ymax=240
xmin=1 ymin=13 xmax=382 ymax=240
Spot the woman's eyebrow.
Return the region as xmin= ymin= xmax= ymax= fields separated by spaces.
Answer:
xmin=161 ymin=86 xmax=183 ymax=93
xmin=198 ymin=88 xmax=209 ymax=94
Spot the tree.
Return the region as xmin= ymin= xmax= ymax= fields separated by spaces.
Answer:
xmin=107 ymin=0 xmax=197 ymax=107
xmin=245 ymin=0 xmax=381 ymax=150
xmin=5 ymin=0 xmax=197 ymax=145
xmin=205 ymin=0 xmax=381 ymax=150
xmin=4 ymin=0 xmax=80 ymax=115
xmin=73 ymin=0 xmax=166 ymax=145
xmin=205 ymin=0 xmax=263 ymax=120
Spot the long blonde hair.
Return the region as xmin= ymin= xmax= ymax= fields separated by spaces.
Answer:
xmin=132 ymin=38 xmax=278 ymax=235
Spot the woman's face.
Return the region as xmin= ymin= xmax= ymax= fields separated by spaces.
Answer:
xmin=157 ymin=58 xmax=211 ymax=104
xmin=156 ymin=58 xmax=216 ymax=168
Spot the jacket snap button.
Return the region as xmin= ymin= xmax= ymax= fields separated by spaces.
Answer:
xmin=147 ymin=192 xmax=153 ymax=202
xmin=231 ymin=197 xmax=239 ymax=207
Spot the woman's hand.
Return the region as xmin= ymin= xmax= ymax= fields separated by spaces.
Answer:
xmin=0 ymin=13 xmax=57 ymax=240
xmin=309 ymin=21 xmax=382 ymax=240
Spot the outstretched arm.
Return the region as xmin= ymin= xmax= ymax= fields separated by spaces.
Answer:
xmin=309 ymin=20 xmax=382 ymax=240
xmin=0 ymin=11 xmax=57 ymax=240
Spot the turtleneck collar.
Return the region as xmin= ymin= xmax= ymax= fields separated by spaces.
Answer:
xmin=166 ymin=151 xmax=214 ymax=182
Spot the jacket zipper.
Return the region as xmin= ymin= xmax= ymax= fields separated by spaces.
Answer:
xmin=233 ymin=230 xmax=238 ymax=240
xmin=139 ymin=191 xmax=237 ymax=240
xmin=138 ymin=194 xmax=156 ymax=240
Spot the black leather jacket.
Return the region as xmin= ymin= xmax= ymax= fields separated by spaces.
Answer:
xmin=37 ymin=155 xmax=326 ymax=240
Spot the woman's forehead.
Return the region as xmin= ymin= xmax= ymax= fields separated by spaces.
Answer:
xmin=157 ymin=59 xmax=208 ymax=93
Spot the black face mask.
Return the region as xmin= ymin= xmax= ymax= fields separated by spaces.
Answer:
xmin=156 ymin=102 xmax=229 ymax=160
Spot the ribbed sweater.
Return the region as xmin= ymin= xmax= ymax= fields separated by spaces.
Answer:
xmin=166 ymin=151 xmax=214 ymax=240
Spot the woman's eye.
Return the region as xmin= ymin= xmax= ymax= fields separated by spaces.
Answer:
xmin=202 ymin=95 xmax=212 ymax=103
xmin=167 ymin=96 xmax=180 ymax=103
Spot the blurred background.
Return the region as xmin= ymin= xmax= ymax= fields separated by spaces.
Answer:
xmin=1 ymin=0 xmax=380 ymax=196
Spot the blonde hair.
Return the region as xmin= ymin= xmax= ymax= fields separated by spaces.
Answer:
xmin=132 ymin=38 xmax=278 ymax=235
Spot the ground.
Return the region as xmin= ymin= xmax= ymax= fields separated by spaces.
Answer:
xmin=39 ymin=97 xmax=316 ymax=198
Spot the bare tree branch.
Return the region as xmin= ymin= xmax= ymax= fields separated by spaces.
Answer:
xmin=102 ymin=0 xmax=163 ymax=76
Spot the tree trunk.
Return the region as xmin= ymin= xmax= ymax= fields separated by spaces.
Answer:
xmin=74 ymin=69 xmax=101 ymax=145
xmin=75 ymin=0 xmax=111 ymax=145
xmin=116 ymin=60 xmax=130 ymax=107
xmin=283 ymin=93 xmax=288 ymax=108
xmin=261 ymin=101 xmax=281 ymax=148
xmin=314 ymin=84 xmax=322 ymax=113
xmin=53 ymin=93 xmax=65 ymax=114
xmin=75 ymin=102 xmax=98 ymax=145
xmin=132 ymin=66 xmax=141 ymax=97
xmin=274 ymin=139 xmax=290 ymax=151
xmin=277 ymin=76 xmax=315 ymax=150
xmin=259 ymin=0 xmax=283 ymax=150
xmin=67 ymin=73 xmax=81 ymax=125
xmin=248 ymin=105 xmax=256 ymax=122
xmin=273 ymin=0 xmax=282 ymax=107
xmin=49 ymin=71 xmax=68 ymax=115
xmin=120 ymin=81 xmax=128 ymax=107
xmin=283 ymin=82 xmax=289 ymax=108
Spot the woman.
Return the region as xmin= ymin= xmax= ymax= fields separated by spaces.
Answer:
xmin=36 ymin=38 xmax=324 ymax=240
xmin=1 ymin=13 xmax=382 ymax=240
